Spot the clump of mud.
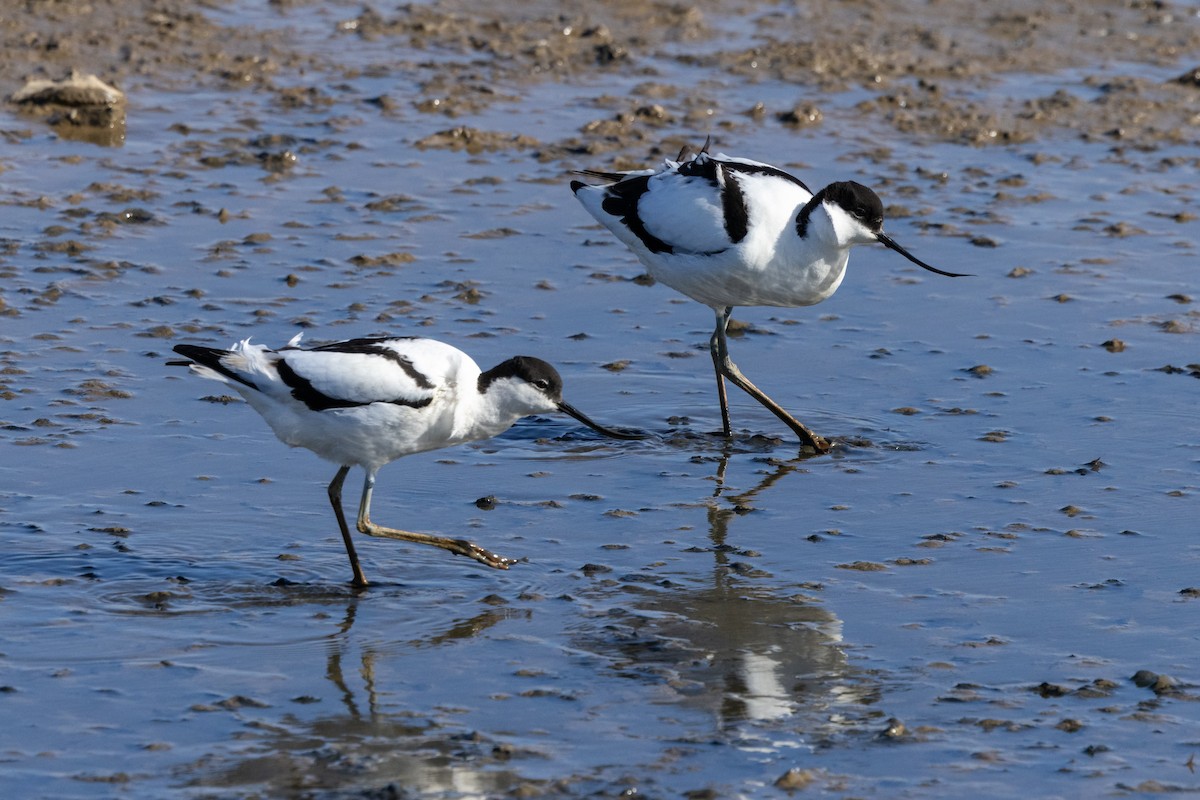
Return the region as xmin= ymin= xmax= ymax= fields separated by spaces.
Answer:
xmin=12 ymin=71 xmax=125 ymax=145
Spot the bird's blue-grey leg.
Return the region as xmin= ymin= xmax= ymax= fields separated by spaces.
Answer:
xmin=711 ymin=306 xmax=832 ymax=453
xmin=354 ymin=470 xmax=517 ymax=570
xmin=328 ymin=465 xmax=369 ymax=587
xmin=709 ymin=307 xmax=734 ymax=437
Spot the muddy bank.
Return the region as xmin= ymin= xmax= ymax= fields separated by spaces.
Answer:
xmin=4 ymin=0 xmax=1199 ymax=152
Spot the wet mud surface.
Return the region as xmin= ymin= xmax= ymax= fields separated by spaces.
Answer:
xmin=2 ymin=0 xmax=1199 ymax=797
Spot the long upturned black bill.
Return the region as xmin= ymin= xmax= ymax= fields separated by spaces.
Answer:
xmin=558 ymin=401 xmax=649 ymax=440
xmin=877 ymin=232 xmax=971 ymax=277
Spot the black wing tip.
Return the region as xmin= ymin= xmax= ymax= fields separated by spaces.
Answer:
xmin=571 ymin=168 xmax=629 ymax=185
xmin=171 ymin=343 xmax=225 ymax=363
xmin=170 ymin=343 xmax=260 ymax=391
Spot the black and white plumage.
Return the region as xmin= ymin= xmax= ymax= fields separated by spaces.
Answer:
xmin=171 ymin=333 xmax=643 ymax=586
xmin=571 ymin=140 xmax=967 ymax=453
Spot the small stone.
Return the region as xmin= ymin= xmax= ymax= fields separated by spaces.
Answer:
xmin=776 ymin=104 xmax=823 ymax=127
xmin=835 ymin=560 xmax=888 ymax=572
xmin=774 ymin=768 xmax=817 ymax=790
xmin=214 ymin=695 xmax=270 ymax=710
xmin=1131 ymin=669 xmax=1160 ymax=688
xmin=1131 ymin=670 xmax=1176 ymax=694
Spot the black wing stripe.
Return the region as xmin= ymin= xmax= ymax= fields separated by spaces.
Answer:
xmin=306 ymin=337 xmax=434 ymax=390
xmin=590 ymin=174 xmax=676 ymax=255
xmin=719 ymin=164 xmax=749 ymax=244
xmin=275 ymin=359 xmax=361 ymax=411
xmin=275 ymin=356 xmax=433 ymax=412
xmin=666 ymin=156 xmax=807 ymax=246
xmin=576 ymin=152 xmax=811 ymax=256
xmin=673 ymin=157 xmax=753 ymax=246
xmin=716 ymin=159 xmax=813 ymax=194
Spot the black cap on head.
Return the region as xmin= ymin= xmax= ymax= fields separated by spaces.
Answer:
xmin=822 ymin=181 xmax=884 ymax=232
xmin=478 ymin=355 xmax=564 ymax=399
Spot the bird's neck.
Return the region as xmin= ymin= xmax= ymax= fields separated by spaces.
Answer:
xmin=794 ymin=194 xmax=824 ymax=241
xmin=794 ymin=200 xmax=849 ymax=253
xmin=452 ymin=388 xmax=526 ymax=442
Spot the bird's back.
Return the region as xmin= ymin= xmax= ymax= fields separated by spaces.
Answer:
xmin=573 ymin=152 xmax=848 ymax=308
xmin=175 ymin=336 xmax=484 ymax=468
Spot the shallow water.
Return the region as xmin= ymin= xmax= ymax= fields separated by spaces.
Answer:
xmin=2 ymin=1 xmax=1198 ymax=798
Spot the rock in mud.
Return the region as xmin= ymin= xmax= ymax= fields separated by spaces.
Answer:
xmin=11 ymin=71 xmax=126 ymax=145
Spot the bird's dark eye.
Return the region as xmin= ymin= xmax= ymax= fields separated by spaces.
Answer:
xmin=534 ymin=379 xmax=551 ymax=390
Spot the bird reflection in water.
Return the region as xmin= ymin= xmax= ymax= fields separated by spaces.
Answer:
xmin=186 ymin=598 xmax=527 ymax=796
xmin=584 ymin=450 xmax=880 ymax=737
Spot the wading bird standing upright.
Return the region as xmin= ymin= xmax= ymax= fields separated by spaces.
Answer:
xmin=571 ymin=140 xmax=967 ymax=453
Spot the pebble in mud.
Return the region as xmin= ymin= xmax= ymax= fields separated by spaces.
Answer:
xmin=774 ymin=768 xmax=820 ymax=791
xmin=1131 ymin=670 xmax=1178 ymax=695
xmin=836 ymin=560 xmax=888 ymax=572
xmin=415 ymin=126 xmax=540 ymax=154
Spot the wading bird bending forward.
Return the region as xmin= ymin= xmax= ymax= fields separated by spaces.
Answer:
xmin=571 ymin=141 xmax=967 ymax=453
xmin=172 ymin=334 xmax=643 ymax=586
